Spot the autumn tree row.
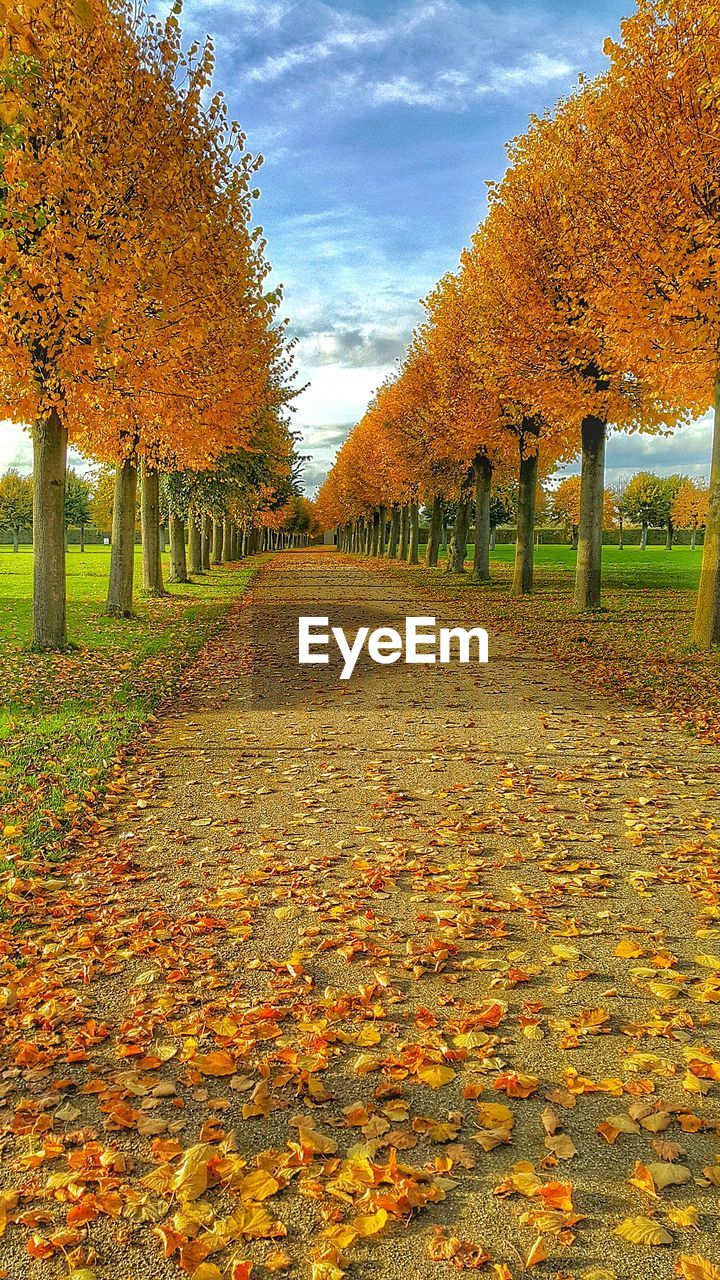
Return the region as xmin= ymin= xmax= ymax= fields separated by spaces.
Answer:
xmin=317 ymin=0 xmax=720 ymax=648
xmin=0 ymin=0 xmax=304 ymax=647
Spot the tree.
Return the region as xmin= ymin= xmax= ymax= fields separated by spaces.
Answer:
xmin=673 ymin=479 xmax=709 ymax=550
xmin=64 ymin=469 xmax=92 ymax=551
xmin=90 ymin=466 xmax=116 ymax=538
xmin=0 ymin=468 xmax=32 ymax=551
xmin=622 ymin=473 xmax=668 ymax=549
xmin=1 ymin=1 xmax=292 ymax=637
xmin=551 ymin=477 xmax=583 ymax=549
xmin=590 ymin=0 xmax=720 ymax=643
xmin=661 ymin=474 xmax=686 ymax=550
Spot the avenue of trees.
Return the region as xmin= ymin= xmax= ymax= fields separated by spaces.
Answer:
xmin=0 ymin=0 xmax=310 ymax=647
xmin=316 ymin=0 xmax=720 ymax=648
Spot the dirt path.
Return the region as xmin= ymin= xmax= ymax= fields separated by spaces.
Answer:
xmin=2 ymin=549 xmax=720 ymax=1280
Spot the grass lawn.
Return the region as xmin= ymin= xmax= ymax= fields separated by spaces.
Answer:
xmin=0 ymin=545 xmax=262 ymax=870
xmin=403 ymin=542 xmax=719 ymax=744
xmin=437 ymin=541 xmax=703 ymax=590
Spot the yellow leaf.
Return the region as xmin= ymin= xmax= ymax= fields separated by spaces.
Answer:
xmin=192 ymin=1051 xmax=237 ymax=1077
xmin=613 ymin=1216 xmax=672 ymax=1245
xmin=266 ymin=1251 xmax=293 ymax=1273
xmin=417 ymin=1062 xmax=456 ymax=1088
xmin=352 ymin=1208 xmax=388 ymax=1238
xmin=615 ymin=940 xmax=644 ymax=958
xmin=170 ymin=1144 xmax=215 ymax=1202
xmin=239 ymin=1170 xmax=280 ymax=1202
xmin=192 ymin=1268 xmax=223 ymax=1280
xmin=646 ymin=1162 xmax=691 ymax=1190
xmin=667 ymin=1206 xmax=699 ymax=1228
xmin=676 ymin=1256 xmax=720 ymax=1280
xmin=477 ymin=1102 xmax=514 ymax=1129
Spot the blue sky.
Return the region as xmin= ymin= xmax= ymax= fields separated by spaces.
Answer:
xmin=0 ymin=0 xmax=713 ymax=490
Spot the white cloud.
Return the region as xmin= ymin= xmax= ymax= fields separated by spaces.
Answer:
xmin=295 ymin=364 xmax=390 ymax=427
xmin=370 ymin=52 xmax=574 ymax=110
xmin=0 ymin=422 xmax=33 ymax=474
xmin=247 ymin=25 xmax=388 ymax=83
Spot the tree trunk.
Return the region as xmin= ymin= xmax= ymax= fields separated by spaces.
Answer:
xmin=618 ymin=516 xmax=624 ymax=551
xmin=471 ymin=453 xmax=492 ymax=583
xmin=666 ymin=520 xmax=673 ymax=550
xmin=425 ymin=494 xmax=443 ymax=566
xmin=511 ymin=438 xmax=539 ymax=596
xmin=12 ymin=529 xmax=19 ymax=552
xmin=408 ymin=500 xmax=419 ymax=563
xmin=80 ymin=524 xmax=85 ymax=553
xmin=371 ymin=509 xmax=380 ymax=556
xmin=140 ymin=463 xmax=165 ymax=596
xmin=571 ymin=526 xmax=579 ymax=551
xmin=378 ymin=505 xmax=387 ymax=556
xmin=169 ymin=514 xmax=188 ymax=583
xmin=692 ymin=368 xmax=720 ymax=647
xmin=691 ymin=527 xmax=697 ymax=551
xmin=490 ymin=527 xmax=496 ymax=550
xmin=573 ymin=415 xmax=607 ymax=612
xmin=640 ymin=523 xmax=648 ymax=551
xmin=106 ymin=458 xmax=137 ymax=617
xmin=188 ymin=509 xmax=203 ymax=574
xmin=399 ymin=504 xmax=410 ymax=560
xmin=223 ymin=518 xmax=233 ymax=562
xmin=387 ymin=506 xmax=400 ymax=558
xmin=447 ymin=487 xmax=471 ymax=573
xmin=202 ymin=514 xmax=212 ymax=568
xmin=32 ymin=407 xmax=68 ymax=649
xmin=212 ymin=518 xmax=223 ymax=564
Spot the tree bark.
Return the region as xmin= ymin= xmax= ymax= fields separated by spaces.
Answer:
xmin=571 ymin=526 xmax=579 ymax=551
xmin=223 ymin=518 xmax=233 ymax=562
xmin=447 ymin=487 xmax=471 ymax=573
xmin=140 ymin=463 xmax=165 ymax=596
xmin=511 ymin=436 xmax=539 ymax=596
xmin=169 ymin=514 xmax=188 ymax=583
xmin=573 ymin=415 xmax=607 ymax=612
xmin=202 ymin=514 xmax=212 ymax=568
xmin=692 ymin=368 xmax=720 ymax=647
xmin=79 ymin=524 xmax=85 ymax=553
xmin=106 ymin=458 xmax=137 ymax=617
xmin=691 ymin=527 xmax=697 ymax=551
xmin=387 ymin=506 xmax=400 ymax=558
xmin=618 ymin=516 xmax=624 ymax=551
xmin=188 ymin=509 xmax=203 ymax=574
xmin=471 ymin=453 xmax=492 ymax=583
xmin=371 ymin=509 xmax=380 ymax=556
xmin=399 ymin=504 xmax=410 ymax=560
xmin=640 ymin=523 xmax=648 ymax=551
xmin=490 ymin=527 xmax=496 ymax=550
xmin=212 ymin=518 xmax=223 ymax=564
xmin=408 ymin=500 xmax=419 ymax=563
xmin=378 ymin=505 xmax=387 ymax=556
xmin=425 ymin=494 xmax=443 ymax=566
xmin=32 ymin=407 xmax=68 ymax=649
xmin=12 ymin=529 xmax=19 ymax=552
xmin=666 ymin=521 xmax=674 ymax=550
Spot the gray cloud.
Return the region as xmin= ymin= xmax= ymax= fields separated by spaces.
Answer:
xmin=300 ymin=326 xmax=411 ymax=368
xmin=556 ymin=417 xmax=713 ymax=484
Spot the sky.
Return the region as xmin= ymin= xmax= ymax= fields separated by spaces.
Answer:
xmin=0 ymin=0 xmax=713 ymax=492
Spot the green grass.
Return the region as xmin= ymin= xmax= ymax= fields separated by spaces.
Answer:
xmin=0 ymin=545 xmax=262 ymax=869
xmin=437 ymin=542 xmax=703 ymax=591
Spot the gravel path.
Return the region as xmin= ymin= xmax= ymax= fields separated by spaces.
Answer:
xmin=1 ymin=549 xmax=719 ymax=1280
